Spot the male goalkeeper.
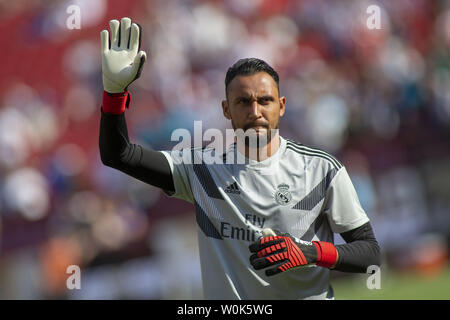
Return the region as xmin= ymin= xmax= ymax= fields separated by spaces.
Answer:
xmin=99 ymin=17 xmax=381 ymax=299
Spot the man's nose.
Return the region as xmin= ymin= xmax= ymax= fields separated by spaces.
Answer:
xmin=249 ymin=100 xmax=261 ymax=117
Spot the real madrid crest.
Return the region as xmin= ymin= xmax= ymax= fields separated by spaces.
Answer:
xmin=275 ymin=183 xmax=292 ymax=206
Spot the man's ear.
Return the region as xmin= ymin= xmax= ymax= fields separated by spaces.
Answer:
xmin=222 ymin=99 xmax=231 ymax=120
xmin=279 ymin=96 xmax=286 ymax=117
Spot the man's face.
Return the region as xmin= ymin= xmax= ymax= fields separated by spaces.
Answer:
xmin=222 ymin=72 xmax=286 ymax=146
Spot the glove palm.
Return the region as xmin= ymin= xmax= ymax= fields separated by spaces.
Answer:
xmin=100 ymin=17 xmax=147 ymax=93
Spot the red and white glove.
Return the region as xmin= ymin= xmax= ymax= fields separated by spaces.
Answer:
xmin=249 ymin=228 xmax=338 ymax=276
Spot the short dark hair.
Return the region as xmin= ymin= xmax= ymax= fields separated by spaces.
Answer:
xmin=225 ymin=58 xmax=280 ymax=96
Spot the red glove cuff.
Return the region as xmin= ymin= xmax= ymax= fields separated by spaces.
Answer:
xmin=313 ymin=241 xmax=338 ymax=268
xmin=101 ymin=90 xmax=131 ymax=114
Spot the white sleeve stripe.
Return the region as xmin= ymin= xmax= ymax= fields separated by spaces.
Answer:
xmin=286 ymin=144 xmax=342 ymax=170
xmin=160 ymin=151 xmax=174 ymax=174
xmin=286 ymin=139 xmax=343 ymax=169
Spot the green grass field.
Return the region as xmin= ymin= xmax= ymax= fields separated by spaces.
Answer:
xmin=331 ymin=266 xmax=450 ymax=300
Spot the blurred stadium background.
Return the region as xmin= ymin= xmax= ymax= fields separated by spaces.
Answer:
xmin=0 ymin=0 xmax=449 ymax=299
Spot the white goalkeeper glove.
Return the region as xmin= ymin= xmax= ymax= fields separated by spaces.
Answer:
xmin=100 ymin=17 xmax=147 ymax=94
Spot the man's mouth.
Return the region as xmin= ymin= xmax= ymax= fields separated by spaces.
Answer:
xmin=244 ymin=123 xmax=269 ymax=131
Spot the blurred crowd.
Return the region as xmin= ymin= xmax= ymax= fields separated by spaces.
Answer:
xmin=0 ymin=0 xmax=449 ymax=299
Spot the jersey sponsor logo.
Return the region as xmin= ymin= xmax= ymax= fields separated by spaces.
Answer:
xmin=220 ymin=214 xmax=265 ymax=241
xmin=220 ymin=222 xmax=260 ymax=242
xmin=224 ymin=182 xmax=241 ymax=194
xmin=195 ymin=200 xmax=265 ymax=242
xmin=275 ymin=183 xmax=292 ymax=206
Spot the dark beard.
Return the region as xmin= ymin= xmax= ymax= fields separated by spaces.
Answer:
xmin=232 ymin=120 xmax=278 ymax=148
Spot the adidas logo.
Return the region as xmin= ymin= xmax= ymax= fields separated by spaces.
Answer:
xmin=225 ymin=182 xmax=240 ymax=194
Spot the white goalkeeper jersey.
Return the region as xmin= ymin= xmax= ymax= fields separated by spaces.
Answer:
xmin=161 ymin=136 xmax=369 ymax=300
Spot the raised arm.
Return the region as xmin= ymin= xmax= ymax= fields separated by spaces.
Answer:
xmin=99 ymin=17 xmax=174 ymax=193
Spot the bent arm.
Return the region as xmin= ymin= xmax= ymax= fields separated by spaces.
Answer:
xmin=333 ymin=222 xmax=381 ymax=273
xmin=99 ymin=92 xmax=175 ymax=192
